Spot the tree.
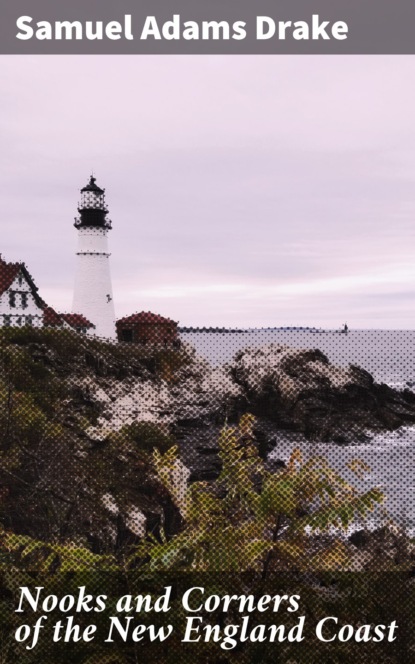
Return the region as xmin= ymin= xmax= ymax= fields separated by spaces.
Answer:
xmin=133 ymin=414 xmax=384 ymax=573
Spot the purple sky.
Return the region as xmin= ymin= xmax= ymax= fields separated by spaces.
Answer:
xmin=1 ymin=56 xmax=414 ymax=328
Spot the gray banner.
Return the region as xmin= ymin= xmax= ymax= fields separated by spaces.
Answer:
xmin=0 ymin=0 xmax=414 ymax=54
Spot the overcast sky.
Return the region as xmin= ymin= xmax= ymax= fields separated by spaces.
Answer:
xmin=1 ymin=56 xmax=414 ymax=328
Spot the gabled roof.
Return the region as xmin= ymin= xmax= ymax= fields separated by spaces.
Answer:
xmin=117 ymin=311 xmax=177 ymax=326
xmin=0 ymin=256 xmax=46 ymax=308
xmin=43 ymin=306 xmax=64 ymax=327
xmin=0 ymin=257 xmax=21 ymax=296
xmin=61 ymin=313 xmax=95 ymax=329
xmin=43 ymin=308 xmax=95 ymax=330
xmin=1 ymin=256 xmax=95 ymax=332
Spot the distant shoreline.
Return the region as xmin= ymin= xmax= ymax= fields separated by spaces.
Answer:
xmin=179 ymin=326 xmax=341 ymax=333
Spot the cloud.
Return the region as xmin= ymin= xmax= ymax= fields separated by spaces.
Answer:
xmin=1 ymin=56 xmax=414 ymax=328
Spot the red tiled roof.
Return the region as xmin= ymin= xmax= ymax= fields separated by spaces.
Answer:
xmin=61 ymin=313 xmax=95 ymax=329
xmin=117 ymin=311 xmax=177 ymax=326
xmin=43 ymin=309 xmax=95 ymax=330
xmin=0 ymin=256 xmax=46 ymax=309
xmin=43 ymin=307 xmax=64 ymax=327
xmin=0 ymin=257 xmax=21 ymax=296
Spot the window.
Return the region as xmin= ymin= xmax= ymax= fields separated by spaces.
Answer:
xmin=122 ymin=329 xmax=133 ymax=342
xmin=21 ymin=293 xmax=28 ymax=309
xmin=26 ymin=315 xmax=33 ymax=327
xmin=3 ymin=315 xmax=11 ymax=327
xmin=9 ymin=291 xmax=16 ymax=308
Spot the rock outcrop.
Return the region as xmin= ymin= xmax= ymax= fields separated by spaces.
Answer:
xmin=2 ymin=329 xmax=415 ymax=556
xmin=230 ymin=344 xmax=415 ymax=442
xmin=348 ymin=525 xmax=415 ymax=570
xmin=82 ymin=354 xmax=244 ymax=436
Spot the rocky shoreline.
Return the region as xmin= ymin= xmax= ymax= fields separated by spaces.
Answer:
xmin=2 ymin=329 xmax=414 ymax=557
xmin=79 ymin=341 xmax=414 ymax=461
xmin=71 ymin=341 xmax=415 ymax=485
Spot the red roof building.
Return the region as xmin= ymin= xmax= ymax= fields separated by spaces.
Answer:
xmin=43 ymin=306 xmax=64 ymax=327
xmin=43 ymin=307 xmax=95 ymax=334
xmin=0 ymin=256 xmax=95 ymax=334
xmin=0 ymin=256 xmax=46 ymax=328
xmin=0 ymin=259 xmax=21 ymax=296
xmin=60 ymin=313 xmax=95 ymax=333
xmin=116 ymin=311 xmax=179 ymax=346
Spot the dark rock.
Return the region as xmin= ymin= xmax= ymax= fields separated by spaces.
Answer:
xmin=196 ymin=447 xmax=220 ymax=456
xmin=189 ymin=465 xmax=222 ymax=482
xmin=230 ymin=344 xmax=415 ymax=443
xmin=349 ymin=530 xmax=371 ymax=548
xmin=265 ymin=458 xmax=286 ymax=473
xmin=177 ymin=417 xmax=211 ymax=429
xmin=348 ymin=526 xmax=415 ymax=569
xmin=349 ymin=364 xmax=374 ymax=387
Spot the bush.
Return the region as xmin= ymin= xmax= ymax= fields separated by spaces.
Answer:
xmin=133 ymin=414 xmax=385 ymax=573
xmin=108 ymin=421 xmax=176 ymax=454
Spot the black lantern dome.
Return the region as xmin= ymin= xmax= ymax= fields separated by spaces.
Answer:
xmin=74 ymin=176 xmax=112 ymax=229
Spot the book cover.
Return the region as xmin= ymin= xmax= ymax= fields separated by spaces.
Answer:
xmin=0 ymin=1 xmax=414 ymax=661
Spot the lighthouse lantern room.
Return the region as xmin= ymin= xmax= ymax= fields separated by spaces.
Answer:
xmin=72 ymin=176 xmax=116 ymax=339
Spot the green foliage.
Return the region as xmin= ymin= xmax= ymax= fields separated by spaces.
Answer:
xmin=0 ymin=327 xmax=192 ymax=382
xmin=0 ymin=328 xmax=191 ymax=551
xmin=0 ymin=326 xmax=82 ymax=355
xmin=153 ymin=347 xmax=191 ymax=382
xmin=0 ymin=403 xmax=386 ymax=575
xmin=0 ymin=528 xmax=116 ymax=573
xmin=0 ymin=330 xmax=408 ymax=662
xmin=133 ymin=414 xmax=385 ymax=573
xmin=108 ymin=421 xmax=175 ymax=455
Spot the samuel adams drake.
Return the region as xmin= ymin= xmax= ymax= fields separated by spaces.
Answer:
xmin=15 ymin=14 xmax=349 ymax=42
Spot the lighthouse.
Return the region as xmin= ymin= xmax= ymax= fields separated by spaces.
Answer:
xmin=72 ymin=175 xmax=116 ymax=339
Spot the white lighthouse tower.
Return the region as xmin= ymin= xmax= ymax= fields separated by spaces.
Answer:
xmin=72 ymin=175 xmax=116 ymax=339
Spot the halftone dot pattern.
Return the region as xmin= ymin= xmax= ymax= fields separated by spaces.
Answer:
xmin=0 ymin=319 xmax=414 ymax=662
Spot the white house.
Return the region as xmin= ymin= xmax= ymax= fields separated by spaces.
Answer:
xmin=0 ymin=255 xmax=95 ymax=334
xmin=1 ymin=174 xmax=116 ymax=339
xmin=0 ymin=256 xmax=45 ymax=328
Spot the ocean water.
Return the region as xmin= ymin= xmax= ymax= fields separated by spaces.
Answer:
xmin=181 ymin=330 xmax=415 ymax=530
